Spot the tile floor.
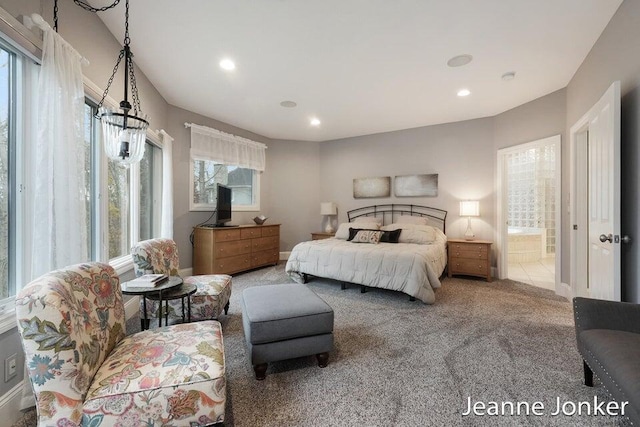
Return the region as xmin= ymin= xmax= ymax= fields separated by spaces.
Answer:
xmin=508 ymin=255 xmax=555 ymax=290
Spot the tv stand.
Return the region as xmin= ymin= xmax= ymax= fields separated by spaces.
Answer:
xmin=215 ymin=224 xmax=239 ymax=228
xmin=193 ymin=224 xmax=280 ymax=275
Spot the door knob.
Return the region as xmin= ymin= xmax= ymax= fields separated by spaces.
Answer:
xmin=599 ymin=234 xmax=613 ymax=243
xmin=621 ymin=235 xmax=632 ymax=244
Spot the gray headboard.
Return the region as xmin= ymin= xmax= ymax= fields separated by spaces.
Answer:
xmin=346 ymin=204 xmax=447 ymax=233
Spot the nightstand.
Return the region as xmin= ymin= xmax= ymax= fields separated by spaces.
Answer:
xmin=447 ymin=239 xmax=492 ymax=281
xmin=311 ymin=232 xmax=335 ymax=240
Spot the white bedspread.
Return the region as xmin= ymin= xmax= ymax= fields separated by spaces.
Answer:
xmin=285 ymin=233 xmax=447 ymax=304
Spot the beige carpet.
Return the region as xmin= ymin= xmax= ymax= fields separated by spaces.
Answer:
xmin=15 ymin=264 xmax=629 ymax=426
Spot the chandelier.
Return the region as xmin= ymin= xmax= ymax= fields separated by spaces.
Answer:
xmin=89 ymin=0 xmax=149 ymax=165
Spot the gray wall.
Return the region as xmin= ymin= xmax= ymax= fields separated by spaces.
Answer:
xmin=320 ymin=118 xmax=496 ymax=243
xmin=566 ymin=0 xmax=640 ymax=303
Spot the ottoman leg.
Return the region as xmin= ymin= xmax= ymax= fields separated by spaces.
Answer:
xmin=254 ymin=363 xmax=268 ymax=380
xmin=317 ymin=352 xmax=329 ymax=368
xmin=224 ymin=301 xmax=230 ymax=315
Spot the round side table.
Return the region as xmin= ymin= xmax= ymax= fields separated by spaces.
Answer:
xmin=121 ymin=276 xmax=183 ymax=330
xmin=146 ymin=283 xmax=197 ymax=327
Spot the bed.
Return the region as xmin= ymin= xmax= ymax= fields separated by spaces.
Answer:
xmin=285 ymin=204 xmax=448 ymax=304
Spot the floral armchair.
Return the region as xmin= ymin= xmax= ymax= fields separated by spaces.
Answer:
xmin=16 ymin=262 xmax=226 ymax=426
xmin=131 ymin=238 xmax=232 ymax=324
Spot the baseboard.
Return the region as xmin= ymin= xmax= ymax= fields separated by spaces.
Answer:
xmin=124 ymin=296 xmax=140 ymax=322
xmin=557 ymin=282 xmax=572 ymax=301
xmin=280 ymin=251 xmax=290 ymax=261
xmin=0 ymin=380 xmax=28 ymax=426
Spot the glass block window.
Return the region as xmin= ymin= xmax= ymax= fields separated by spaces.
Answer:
xmin=507 ymin=142 xmax=556 ymax=254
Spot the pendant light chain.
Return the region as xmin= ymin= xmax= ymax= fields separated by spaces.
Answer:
xmin=53 ymin=0 xmax=58 ymax=32
xmin=72 ymin=0 xmax=121 ymax=13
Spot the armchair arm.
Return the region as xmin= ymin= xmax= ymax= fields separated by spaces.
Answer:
xmin=573 ymin=297 xmax=640 ymax=335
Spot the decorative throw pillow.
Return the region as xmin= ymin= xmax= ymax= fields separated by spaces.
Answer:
xmin=350 ymin=229 xmax=382 ymax=244
xmin=380 ymin=228 xmax=402 ymax=243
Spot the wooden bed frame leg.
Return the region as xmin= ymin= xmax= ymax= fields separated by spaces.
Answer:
xmin=583 ymin=360 xmax=593 ymax=387
xmin=361 ymin=285 xmax=366 ymax=293
xmin=341 ymin=282 xmax=346 ymax=290
xmin=409 ymin=296 xmax=416 ymax=301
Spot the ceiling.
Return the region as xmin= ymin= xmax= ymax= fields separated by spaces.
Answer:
xmin=94 ymin=0 xmax=622 ymax=142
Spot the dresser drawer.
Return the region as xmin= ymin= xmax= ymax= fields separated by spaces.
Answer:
xmin=261 ymin=225 xmax=280 ymax=237
xmin=252 ymin=236 xmax=279 ymax=252
xmin=450 ymin=249 xmax=488 ymax=260
xmin=215 ymin=229 xmax=242 ymax=242
xmin=450 ymin=258 xmax=489 ymax=275
xmin=252 ymin=249 xmax=279 ymax=266
xmin=215 ymin=254 xmax=251 ymax=274
xmin=215 ymin=240 xmax=252 ymax=258
xmin=241 ymin=227 xmax=262 ymax=239
xmin=449 ymin=242 xmax=488 ymax=253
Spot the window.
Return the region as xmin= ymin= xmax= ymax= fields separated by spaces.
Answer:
xmin=0 ymin=46 xmax=11 ymax=299
xmin=190 ymin=158 xmax=260 ymax=211
xmin=108 ymin=161 xmax=131 ymax=259
xmin=139 ymin=142 xmax=162 ymax=241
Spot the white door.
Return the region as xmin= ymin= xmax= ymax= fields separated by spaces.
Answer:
xmin=571 ymin=81 xmax=621 ymax=301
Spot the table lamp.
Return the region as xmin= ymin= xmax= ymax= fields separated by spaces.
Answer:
xmin=321 ymin=202 xmax=338 ymax=233
xmin=460 ymin=200 xmax=480 ymax=240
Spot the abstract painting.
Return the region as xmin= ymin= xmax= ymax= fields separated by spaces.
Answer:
xmin=394 ymin=174 xmax=438 ymax=197
xmin=353 ymin=176 xmax=391 ymax=198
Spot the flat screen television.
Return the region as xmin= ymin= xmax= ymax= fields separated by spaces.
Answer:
xmin=216 ymin=184 xmax=232 ymax=226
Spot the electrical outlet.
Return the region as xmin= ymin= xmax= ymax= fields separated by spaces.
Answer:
xmin=5 ymin=353 xmax=17 ymax=382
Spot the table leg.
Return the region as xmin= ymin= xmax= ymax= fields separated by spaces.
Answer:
xmin=187 ymin=294 xmax=192 ymax=323
xmin=181 ymin=295 xmax=186 ymax=323
xmin=158 ymin=290 xmax=163 ymax=328
xmin=165 ymin=298 xmax=169 ymax=326
xmin=142 ymin=296 xmax=148 ymax=331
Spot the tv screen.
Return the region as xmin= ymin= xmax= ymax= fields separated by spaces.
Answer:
xmin=216 ymin=184 xmax=232 ymax=226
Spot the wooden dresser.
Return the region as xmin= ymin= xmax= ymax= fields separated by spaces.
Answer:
xmin=193 ymin=224 xmax=280 ymax=275
xmin=447 ymin=239 xmax=492 ymax=282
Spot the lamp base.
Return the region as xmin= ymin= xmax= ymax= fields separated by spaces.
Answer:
xmin=325 ymin=222 xmax=335 ymax=234
xmin=464 ymin=218 xmax=475 ymax=241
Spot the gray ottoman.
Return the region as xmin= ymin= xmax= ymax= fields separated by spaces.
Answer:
xmin=241 ymin=283 xmax=334 ymax=380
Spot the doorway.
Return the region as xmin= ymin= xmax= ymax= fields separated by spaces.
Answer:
xmin=497 ymin=135 xmax=561 ymax=291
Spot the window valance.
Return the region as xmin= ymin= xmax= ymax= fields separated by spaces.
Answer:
xmin=187 ymin=123 xmax=267 ymax=172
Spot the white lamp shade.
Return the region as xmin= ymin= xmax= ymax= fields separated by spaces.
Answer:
xmin=320 ymin=202 xmax=338 ymax=215
xmin=460 ymin=200 xmax=480 ymax=217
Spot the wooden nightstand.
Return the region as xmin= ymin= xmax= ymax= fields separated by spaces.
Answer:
xmin=311 ymin=232 xmax=335 ymax=240
xmin=447 ymin=239 xmax=492 ymax=281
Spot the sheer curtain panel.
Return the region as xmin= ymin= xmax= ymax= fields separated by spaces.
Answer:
xmin=160 ymin=130 xmax=174 ymax=239
xmin=30 ymin=26 xmax=87 ymax=278
xmin=188 ymin=123 xmax=267 ymax=171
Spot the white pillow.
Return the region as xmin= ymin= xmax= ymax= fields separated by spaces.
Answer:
xmin=353 ymin=216 xmax=383 ymax=226
xmin=381 ymin=224 xmax=436 ymax=244
xmin=335 ymin=222 xmax=380 ymax=239
xmin=395 ymin=215 xmax=429 ymax=226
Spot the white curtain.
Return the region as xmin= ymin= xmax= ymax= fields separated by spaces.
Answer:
xmin=160 ymin=130 xmax=174 ymax=239
xmin=188 ymin=123 xmax=267 ymax=171
xmin=30 ymin=27 xmax=87 ymax=279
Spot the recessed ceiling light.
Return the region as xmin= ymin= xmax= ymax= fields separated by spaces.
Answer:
xmin=310 ymin=118 xmax=321 ymax=126
xmin=219 ymin=59 xmax=236 ymax=71
xmin=280 ymin=100 xmax=297 ymax=108
xmin=457 ymin=89 xmax=471 ymax=97
xmin=502 ymin=71 xmax=516 ymax=81
xmin=447 ymin=54 xmax=473 ymax=67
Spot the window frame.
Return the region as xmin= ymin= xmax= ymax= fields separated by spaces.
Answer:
xmin=189 ymin=156 xmax=261 ymax=212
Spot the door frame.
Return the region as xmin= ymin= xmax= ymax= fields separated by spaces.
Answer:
xmin=496 ymin=135 xmax=562 ymax=294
